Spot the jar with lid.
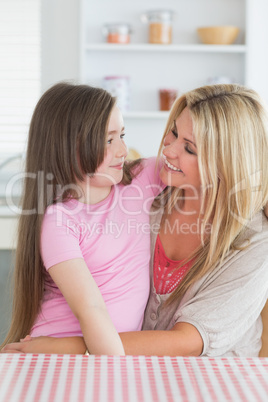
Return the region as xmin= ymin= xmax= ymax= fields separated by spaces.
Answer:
xmin=103 ymin=76 xmax=131 ymax=112
xmin=102 ymin=23 xmax=132 ymax=44
xmin=141 ymin=10 xmax=174 ymax=44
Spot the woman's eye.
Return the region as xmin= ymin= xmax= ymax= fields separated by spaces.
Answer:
xmin=171 ymin=129 xmax=178 ymax=138
xmin=107 ymin=138 xmax=112 ymax=144
xmin=120 ymin=133 xmax=126 ymax=139
xmin=185 ymin=144 xmax=196 ymax=155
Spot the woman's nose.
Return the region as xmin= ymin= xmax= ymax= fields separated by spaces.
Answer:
xmin=163 ymin=130 xmax=173 ymax=146
xmin=163 ymin=132 xmax=178 ymax=158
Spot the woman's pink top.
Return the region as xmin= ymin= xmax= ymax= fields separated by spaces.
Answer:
xmin=153 ymin=234 xmax=192 ymax=294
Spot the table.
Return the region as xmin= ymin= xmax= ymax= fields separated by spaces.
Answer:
xmin=0 ymin=354 xmax=268 ymax=402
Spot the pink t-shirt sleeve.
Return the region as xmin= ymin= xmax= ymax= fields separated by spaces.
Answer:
xmin=41 ymin=205 xmax=83 ymax=270
xmin=138 ymin=157 xmax=165 ymax=196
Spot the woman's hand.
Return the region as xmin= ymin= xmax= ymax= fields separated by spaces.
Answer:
xmin=1 ymin=336 xmax=54 ymax=354
xmin=1 ymin=335 xmax=86 ymax=355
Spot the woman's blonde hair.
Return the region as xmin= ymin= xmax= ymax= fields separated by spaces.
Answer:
xmin=156 ymin=84 xmax=268 ymax=304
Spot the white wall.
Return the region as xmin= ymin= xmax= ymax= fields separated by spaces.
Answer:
xmin=41 ymin=0 xmax=80 ymax=91
xmin=0 ymin=0 xmax=41 ymax=157
xmin=245 ymin=0 xmax=268 ymax=104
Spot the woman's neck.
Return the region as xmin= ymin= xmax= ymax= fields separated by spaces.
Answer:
xmin=178 ymin=188 xmax=203 ymax=216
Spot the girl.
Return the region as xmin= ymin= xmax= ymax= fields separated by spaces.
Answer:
xmin=3 ymin=84 xmax=268 ymax=356
xmin=1 ymin=83 xmax=163 ymax=354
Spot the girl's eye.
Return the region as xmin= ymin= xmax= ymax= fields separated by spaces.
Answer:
xmin=107 ymin=138 xmax=112 ymax=144
xmin=120 ymin=133 xmax=126 ymax=139
xmin=185 ymin=144 xmax=196 ymax=155
xmin=171 ymin=129 xmax=178 ymax=138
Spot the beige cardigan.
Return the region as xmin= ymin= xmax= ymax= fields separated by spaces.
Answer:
xmin=143 ymin=211 xmax=268 ymax=357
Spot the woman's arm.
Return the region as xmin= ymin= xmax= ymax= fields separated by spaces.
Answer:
xmin=46 ymin=258 xmax=124 ymax=356
xmin=120 ymin=322 xmax=203 ymax=356
xmin=1 ymin=322 xmax=203 ymax=356
xmin=1 ymin=336 xmax=86 ymax=355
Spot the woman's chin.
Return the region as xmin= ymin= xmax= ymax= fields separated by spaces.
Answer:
xmin=160 ymin=166 xmax=181 ymax=187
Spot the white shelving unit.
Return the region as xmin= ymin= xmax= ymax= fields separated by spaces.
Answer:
xmin=79 ymin=0 xmax=268 ymax=157
xmin=84 ymin=44 xmax=246 ymax=53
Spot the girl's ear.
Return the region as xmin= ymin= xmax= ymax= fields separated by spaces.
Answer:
xmin=264 ymin=203 xmax=268 ymax=219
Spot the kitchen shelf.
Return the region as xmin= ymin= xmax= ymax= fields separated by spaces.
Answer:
xmin=80 ymin=0 xmax=255 ymax=157
xmin=85 ymin=43 xmax=246 ymax=53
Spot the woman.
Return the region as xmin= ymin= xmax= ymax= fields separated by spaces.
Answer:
xmin=2 ymin=84 xmax=268 ymax=356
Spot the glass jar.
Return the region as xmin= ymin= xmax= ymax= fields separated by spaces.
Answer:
xmin=141 ymin=10 xmax=174 ymax=44
xmin=159 ymin=89 xmax=178 ymax=111
xmin=102 ymin=23 xmax=132 ymax=44
xmin=103 ymin=76 xmax=131 ymax=112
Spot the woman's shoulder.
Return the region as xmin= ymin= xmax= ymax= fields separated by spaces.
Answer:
xmin=214 ymin=211 xmax=268 ymax=278
xmin=237 ymin=210 xmax=268 ymax=247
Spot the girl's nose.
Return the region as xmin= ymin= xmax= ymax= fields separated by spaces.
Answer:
xmin=117 ymin=140 xmax=128 ymax=158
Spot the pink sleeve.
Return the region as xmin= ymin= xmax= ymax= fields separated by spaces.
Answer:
xmin=40 ymin=205 xmax=83 ymax=270
xmin=138 ymin=157 xmax=165 ymax=196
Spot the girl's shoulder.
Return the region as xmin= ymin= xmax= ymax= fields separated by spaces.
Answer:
xmin=129 ymin=158 xmax=165 ymax=201
xmin=132 ymin=157 xmax=163 ymax=184
xmin=43 ymin=199 xmax=81 ymax=228
xmin=45 ymin=199 xmax=75 ymax=216
xmin=140 ymin=156 xmax=158 ymax=170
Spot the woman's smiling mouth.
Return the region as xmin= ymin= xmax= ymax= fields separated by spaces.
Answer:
xmin=163 ymin=157 xmax=183 ymax=173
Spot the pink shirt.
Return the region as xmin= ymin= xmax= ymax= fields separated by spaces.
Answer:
xmin=31 ymin=158 xmax=164 ymax=337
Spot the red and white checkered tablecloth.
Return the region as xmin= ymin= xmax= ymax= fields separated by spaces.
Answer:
xmin=0 ymin=354 xmax=268 ymax=402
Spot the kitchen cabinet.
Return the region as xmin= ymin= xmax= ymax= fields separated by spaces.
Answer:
xmin=80 ymin=0 xmax=267 ymax=156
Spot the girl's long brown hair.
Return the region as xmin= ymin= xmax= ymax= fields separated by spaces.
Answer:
xmin=2 ymin=82 xmax=140 ymax=346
